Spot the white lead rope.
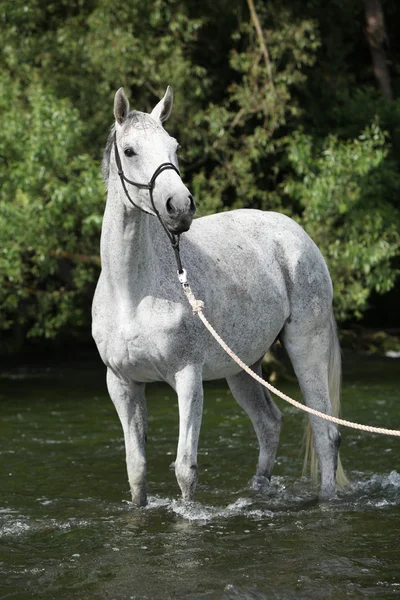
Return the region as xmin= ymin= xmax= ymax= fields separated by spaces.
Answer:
xmin=177 ymin=271 xmax=400 ymax=437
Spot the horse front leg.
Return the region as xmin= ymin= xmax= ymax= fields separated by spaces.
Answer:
xmin=106 ymin=368 xmax=148 ymax=506
xmin=173 ymin=365 xmax=204 ymax=501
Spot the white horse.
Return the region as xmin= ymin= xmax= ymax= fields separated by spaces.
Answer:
xmin=92 ymin=86 xmax=346 ymax=506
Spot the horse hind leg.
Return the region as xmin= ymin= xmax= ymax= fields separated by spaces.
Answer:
xmin=282 ymin=313 xmax=345 ymax=499
xmin=226 ymin=360 xmax=283 ymax=489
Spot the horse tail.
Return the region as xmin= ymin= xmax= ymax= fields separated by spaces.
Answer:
xmin=303 ymin=311 xmax=349 ymax=488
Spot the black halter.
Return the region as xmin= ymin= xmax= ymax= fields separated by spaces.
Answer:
xmin=113 ymin=132 xmax=184 ymax=272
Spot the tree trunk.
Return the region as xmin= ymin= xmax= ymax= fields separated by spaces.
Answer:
xmin=364 ymin=0 xmax=393 ymax=101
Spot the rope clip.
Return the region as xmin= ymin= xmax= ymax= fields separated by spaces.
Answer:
xmin=177 ymin=268 xmax=188 ymax=285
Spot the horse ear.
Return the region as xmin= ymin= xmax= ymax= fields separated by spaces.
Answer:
xmin=114 ymin=88 xmax=130 ymax=125
xmin=150 ymin=86 xmax=173 ymax=124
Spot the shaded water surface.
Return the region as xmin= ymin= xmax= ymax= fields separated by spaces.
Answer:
xmin=0 ymin=353 xmax=399 ymax=599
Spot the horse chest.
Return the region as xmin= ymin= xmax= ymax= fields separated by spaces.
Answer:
xmin=94 ymin=302 xmax=185 ymax=382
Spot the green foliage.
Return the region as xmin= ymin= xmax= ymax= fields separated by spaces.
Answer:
xmin=1 ymin=0 xmax=400 ymax=348
xmin=192 ymin=7 xmax=321 ymax=215
xmin=285 ymin=123 xmax=400 ymax=319
xmin=0 ymin=73 xmax=103 ymax=341
xmin=340 ymin=328 xmax=400 ymax=355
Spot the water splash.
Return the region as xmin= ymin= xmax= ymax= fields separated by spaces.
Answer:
xmin=0 ymin=519 xmax=31 ymax=537
xmin=340 ymin=470 xmax=400 ymax=509
xmin=141 ymin=471 xmax=400 ymax=522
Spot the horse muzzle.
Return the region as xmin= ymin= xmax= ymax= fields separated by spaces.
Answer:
xmin=166 ymin=213 xmax=194 ymax=235
xmin=164 ymin=193 xmax=196 ymax=234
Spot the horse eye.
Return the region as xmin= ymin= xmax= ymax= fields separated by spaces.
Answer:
xmin=124 ymin=148 xmax=136 ymax=157
xmin=176 ymin=144 xmax=182 ymax=153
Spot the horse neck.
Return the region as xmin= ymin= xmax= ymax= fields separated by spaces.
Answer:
xmin=100 ymin=185 xmax=158 ymax=302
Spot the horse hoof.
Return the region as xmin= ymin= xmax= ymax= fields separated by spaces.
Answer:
xmin=249 ymin=475 xmax=270 ymax=492
xmin=318 ymin=488 xmax=336 ymax=502
xmin=131 ymin=491 xmax=148 ymax=507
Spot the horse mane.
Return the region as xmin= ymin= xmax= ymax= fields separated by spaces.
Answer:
xmin=102 ymin=125 xmax=116 ymax=184
xmin=102 ymin=111 xmax=157 ymax=184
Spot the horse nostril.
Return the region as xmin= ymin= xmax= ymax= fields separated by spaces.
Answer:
xmin=166 ymin=197 xmax=175 ymax=215
xmin=189 ymin=194 xmax=196 ymax=214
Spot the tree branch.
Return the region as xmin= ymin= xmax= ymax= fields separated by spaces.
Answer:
xmin=246 ymin=0 xmax=275 ymax=93
xmin=364 ymin=0 xmax=393 ymax=101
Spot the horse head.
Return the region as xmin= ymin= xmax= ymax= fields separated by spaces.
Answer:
xmin=113 ymin=87 xmax=195 ymax=234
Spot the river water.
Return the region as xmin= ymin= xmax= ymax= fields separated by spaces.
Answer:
xmin=0 ymin=352 xmax=399 ymax=599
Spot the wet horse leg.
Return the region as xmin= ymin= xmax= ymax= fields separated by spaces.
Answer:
xmin=227 ymin=360 xmax=283 ymax=488
xmin=173 ymin=365 xmax=204 ymax=501
xmin=282 ymin=323 xmax=340 ymax=499
xmin=107 ymin=369 xmax=148 ymax=506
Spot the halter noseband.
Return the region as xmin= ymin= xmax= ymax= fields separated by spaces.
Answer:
xmin=113 ymin=131 xmax=184 ymax=272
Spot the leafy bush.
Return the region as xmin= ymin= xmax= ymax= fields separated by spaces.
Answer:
xmin=285 ymin=123 xmax=400 ymax=319
xmin=0 ymin=75 xmax=103 ymax=342
xmin=1 ymin=0 xmax=399 ymax=348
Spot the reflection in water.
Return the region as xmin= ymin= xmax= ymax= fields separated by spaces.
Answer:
xmin=0 ymin=355 xmax=399 ymax=599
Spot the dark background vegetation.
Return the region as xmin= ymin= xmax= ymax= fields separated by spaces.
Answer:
xmin=1 ymin=0 xmax=399 ymax=355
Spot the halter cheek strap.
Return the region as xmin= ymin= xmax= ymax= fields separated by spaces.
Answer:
xmin=113 ymin=132 xmax=184 ymax=272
